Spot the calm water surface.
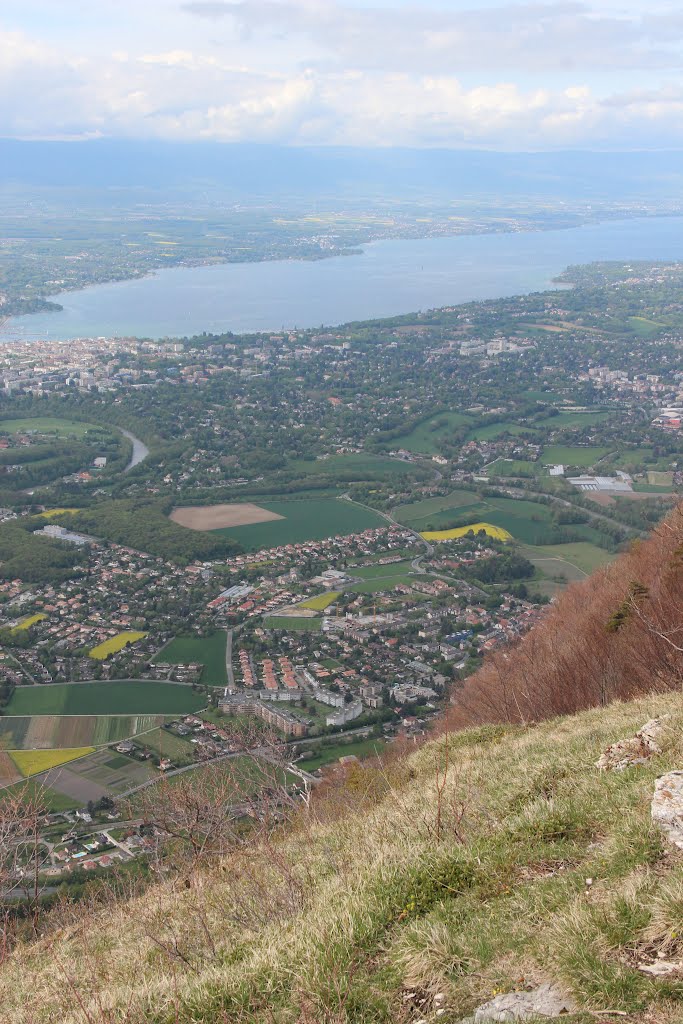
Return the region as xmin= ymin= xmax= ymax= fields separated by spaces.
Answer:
xmin=5 ymin=217 xmax=683 ymax=341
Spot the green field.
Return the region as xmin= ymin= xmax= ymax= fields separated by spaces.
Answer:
xmin=138 ymin=728 xmax=195 ymax=765
xmin=392 ymin=412 xmax=472 ymax=454
xmin=0 ymin=714 xmax=164 ymax=750
xmin=477 ymin=497 xmax=562 ymax=545
xmin=0 ymin=417 xmax=99 ymax=438
xmin=5 ymin=682 xmax=206 ymax=717
xmin=215 ymin=498 xmax=384 ymax=550
xmin=408 ymin=495 xmax=609 ymax=550
xmin=299 ymin=738 xmax=387 ymax=772
xmin=466 ymin=422 xmax=538 ymax=442
xmin=286 ymin=453 xmax=420 ymax=479
xmin=628 ymin=316 xmax=667 ymax=337
xmin=539 ymin=409 xmax=612 ymax=429
xmin=615 ymin=448 xmax=656 ymax=466
xmin=350 ymin=560 xmax=414 ymax=579
xmin=392 ymin=490 xmax=479 ymax=526
xmin=487 ymin=459 xmax=538 ymax=478
xmin=347 ymin=559 xmax=417 ymax=593
xmin=263 ymin=616 xmax=322 ymax=632
xmin=350 ymin=574 xmax=417 ymax=595
xmin=154 ymin=632 xmax=228 ymax=686
xmin=405 ymin=501 xmax=490 ymax=532
xmin=298 ymin=592 xmax=341 ymax=611
xmin=541 ymin=446 xmax=611 ymax=467
xmin=4 ymin=778 xmax=81 ymax=812
xmin=632 ymin=482 xmax=675 ymax=493
xmin=521 ymin=542 xmax=615 ymax=576
xmin=467 ymin=409 xmax=612 ymax=443
xmin=523 ymin=390 xmax=564 ymax=404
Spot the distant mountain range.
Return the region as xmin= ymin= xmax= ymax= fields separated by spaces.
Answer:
xmin=2 ymin=139 xmax=683 ymax=201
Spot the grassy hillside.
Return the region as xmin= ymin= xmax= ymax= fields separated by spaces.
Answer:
xmin=4 ymin=508 xmax=683 ymax=1023
xmin=2 ymin=693 xmax=683 ymax=1023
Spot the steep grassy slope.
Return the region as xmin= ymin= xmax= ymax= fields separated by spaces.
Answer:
xmin=2 ymin=694 xmax=683 ymax=1023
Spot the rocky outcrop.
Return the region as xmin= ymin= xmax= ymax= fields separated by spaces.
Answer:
xmin=596 ymin=716 xmax=669 ymax=771
xmin=458 ymin=983 xmax=577 ymax=1021
xmin=652 ymin=770 xmax=683 ymax=849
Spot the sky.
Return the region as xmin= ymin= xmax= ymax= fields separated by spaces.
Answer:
xmin=1 ymin=0 xmax=683 ymax=149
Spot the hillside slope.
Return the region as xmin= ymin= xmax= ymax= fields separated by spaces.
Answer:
xmin=448 ymin=504 xmax=683 ymax=728
xmin=2 ymin=693 xmax=683 ymax=1023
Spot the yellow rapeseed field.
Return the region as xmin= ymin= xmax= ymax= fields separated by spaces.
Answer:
xmin=9 ymin=747 xmax=95 ymax=777
xmin=37 ymin=508 xmax=78 ymax=519
xmin=11 ymin=614 xmax=47 ymax=633
xmin=420 ymin=522 xmax=513 ymax=542
xmin=298 ymin=591 xmax=341 ymax=611
xmin=89 ymin=631 xmax=147 ymax=660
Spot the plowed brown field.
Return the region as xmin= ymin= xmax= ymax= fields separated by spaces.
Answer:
xmin=170 ymin=503 xmax=284 ymax=531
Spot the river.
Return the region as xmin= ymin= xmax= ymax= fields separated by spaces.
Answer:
xmin=4 ymin=216 xmax=683 ymax=341
xmin=118 ymin=428 xmax=150 ymax=472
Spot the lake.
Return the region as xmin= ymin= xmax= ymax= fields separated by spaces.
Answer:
xmin=5 ymin=216 xmax=683 ymax=341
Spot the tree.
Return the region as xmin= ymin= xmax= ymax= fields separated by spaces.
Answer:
xmin=0 ymin=783 xmax=50 ymax=957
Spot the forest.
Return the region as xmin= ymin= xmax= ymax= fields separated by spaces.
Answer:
xmin=0 ymin=521 xmax=84 ymax=582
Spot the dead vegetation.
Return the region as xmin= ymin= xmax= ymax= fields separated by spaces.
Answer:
xmin=445 ymin=504 xmax=683 ymax=729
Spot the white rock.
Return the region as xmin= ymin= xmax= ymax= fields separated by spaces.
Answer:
xmin=638 ymin=959 xmax=683 ymax=977
xmin=652 ymin=771 xmax=683 ymax=849
xmin=596 ymin=716 xmax=670 ymax=772
xmin=473 ymin=983 xmax=577 ymax=1021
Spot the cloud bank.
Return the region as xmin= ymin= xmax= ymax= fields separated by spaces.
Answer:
xmin=1 ymin=0 xmax=682 ymax=147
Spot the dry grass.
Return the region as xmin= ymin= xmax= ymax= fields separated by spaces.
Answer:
xmin=2 ymin=694 xmax=683 ymax=1023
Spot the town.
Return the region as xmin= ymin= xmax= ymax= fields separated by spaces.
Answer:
xmin=1 ymin=258 xmax=683 ymax=883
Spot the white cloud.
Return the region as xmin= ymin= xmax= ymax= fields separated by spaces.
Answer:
xmin=2 ymin=1 xmax=683 ymax=147
xmin=180 ymin=0 xmax=683 ymax=73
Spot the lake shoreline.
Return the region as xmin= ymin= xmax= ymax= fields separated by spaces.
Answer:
xmin=3 ymin=214 xmax=683 ymax=342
